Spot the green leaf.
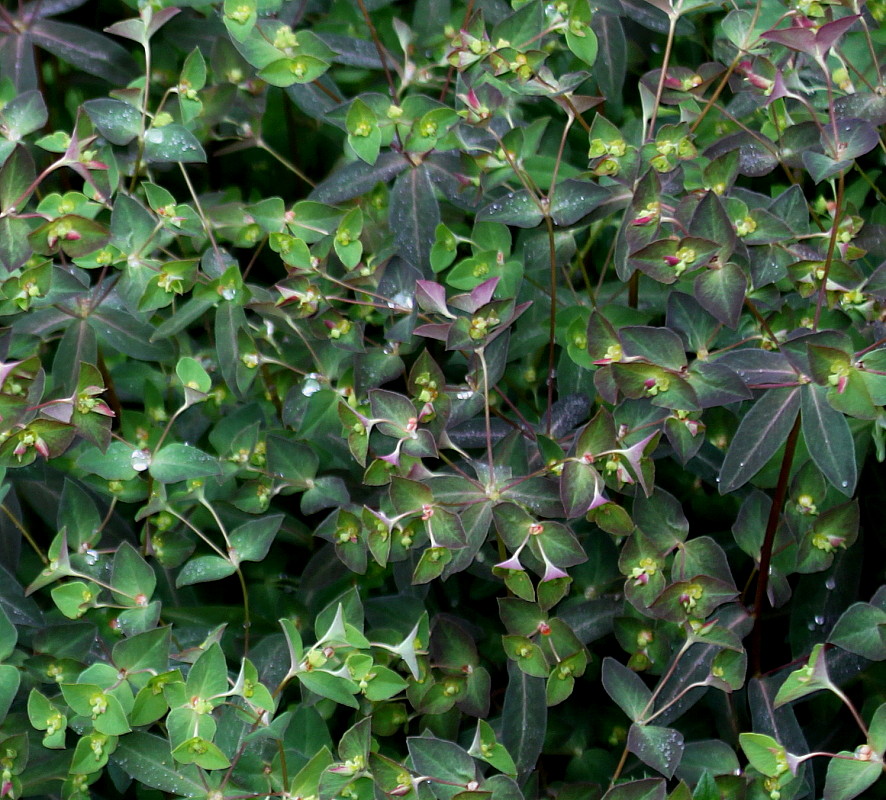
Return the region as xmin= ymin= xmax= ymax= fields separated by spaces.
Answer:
xmin=0 ymin=216 xmax=32 ymax=272
xmin=149 ymin=443 xmax=220 ymax=483
xmin=172 ymin=737 xmax=231 ymax=770
xmin=501 ymin=660 xmax=547 ymax=781
xmin=718 ymin=387 xmax=801 ymax=494
xmin=549 ymin=179 xmax=609 ymax=226
xmin=823 ymin=752 xmax=882 ymax=800
xmin=829 ymin=602 xmax=886 ymax=660
xmin=89 ymin=307 xmax=174 ymax=361
xmin=801 ymin=384 xmax=856 ymax=496
xmin=412 ymin=545 xmax=452 ymax=584
xmin=0 ymin=607 xmax=15 ymax=661
xmin=390 ymin=165 xmax=440 ymax=274
xmin=27 ymin=689 xmax=67 ymax=747
xmin=503 ymin=636 xmax=550 ymax=678
xmin=143 ymin=124 xmax=206 ymax=164
xmin=602 ymin=657 xmax=653 ymax=722
xmin=478 ymin=189 xmax=544 ymax=228
xmin=176 ymin=555 xmax=237 ymax=587
xmin=869 ymin=702 xmax=886 ymax=756
xmin=112 ymin=541 xmax=156 ymax=605
xmin=229 ymin=514 xmax=283 ymax=563
xmin=111 ymin=732 xmax=205 ymax=796
xmin=112 ymin=627 xmax=171 ymax=682
xmin=408 ymin=736 xmax=477 ymax=799
xmin=76 ymin=441 xmax=139 ymax=481
xmin=297 ymin=670 xmax=360 ymax=708
xmin=627 ymin=724 xmax=685 ymax=778
xmin=602 ymin=778 xmax=667 ymax=800
xmin=0 ymin=144 xmax=35 ymax=212
xmin=259 ymin=55 xmax=329 ymax=86
xmin=0 ymin=90 xmax=48 ymax=139
xmin=51 ymin=581 xmax=98 ymax=619
xmin=34 ymin=19 xmax=138 ymax=83
xmin=566 ymin=19 xmax=598 ymax=66
xmin=469 ymin=719 xmax=517 ymax=776
xmin=83 ymin=98 xmax=142 ymax=145
xmin=57 ymin=478 xmax=100 ymax=550
xmin=176 ymin=356 xmax=212 ymax=395
xmin=186 ymin=641 xmax=228 ymax=700
xmin=0 ymin=664 xmax=19 ymax=723
xmin=738 ymin=732 xmax=788 ymax=777
xmin=693 ymin=263 xmax=746 ymax=328
xmin=61 ymin=683 xmax=131 ymax=735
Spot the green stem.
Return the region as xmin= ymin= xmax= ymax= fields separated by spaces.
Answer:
xmin=646 ymin=11 xmax=679 ymax=141
xmin=1 ymin=504 xmax=47 ymax=564
xmin=813 ymin=174 xmax=844 ymax=331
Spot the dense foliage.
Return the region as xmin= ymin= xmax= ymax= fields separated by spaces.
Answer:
xmin=0 ymin=0 xmax=884 ymax=798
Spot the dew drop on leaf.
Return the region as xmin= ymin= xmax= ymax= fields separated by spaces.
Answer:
xmin=131 ymin=449 xmax=152 ymax=471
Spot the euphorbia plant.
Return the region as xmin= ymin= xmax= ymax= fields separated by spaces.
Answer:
xmin=0 ymin=0 xmax=883 ymax=797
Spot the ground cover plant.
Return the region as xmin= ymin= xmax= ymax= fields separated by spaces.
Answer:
xmin=0 ymin=0 xmax=884 ymax=797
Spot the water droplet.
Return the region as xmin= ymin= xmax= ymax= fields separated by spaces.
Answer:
xmin=221 ymin=287 xmax=237 ymax=301
xmin=84 ymin=549 xmax=99 ymax=566
xmin=825 ymin=577 xmax=836 ymax=590
xmin=841 ymin=480 xmax=848 ymax=488
xmin=131 ymin=449 xmax=152 ymax=471
xmin=814 ymin=614 xmax=825 ymax=625
xmin=301 ymin=377 xmax=321 ymax=397
xmin=738 ymin=461 xmax=745 ymax=467
xmin=144 ymin=129 xmax=163 ymax=144
xmin=807 ymin=621 xmax=816 ymax=630
xmin=456 ymin=389 xmax=474 ymax=400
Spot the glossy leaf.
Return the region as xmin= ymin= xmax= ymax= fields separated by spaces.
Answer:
xmin=718 ymin=387 xmax=801 ymax=494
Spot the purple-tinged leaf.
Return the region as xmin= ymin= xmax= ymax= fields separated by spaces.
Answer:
xmin=718 ymin=386 xmax=801 ymax=494
xmin=0 ymin=145 xmax=35 ymax=212
xmin=449 ymin=277 xmax=499 ymax=313
xmin=619 ymin=326 xmax=686 ymax=370
xmin=561 ymin=461 xmax=608 ymax=518
xmin=686 ymin=361 xmax=753 ymax=408
xmin=801 ymin=383 xmax=856 ymax=496
xmin=389 ymin=165 xmax=440 ymax=274
xmin=33 ymin=19 xmax=137 ymax=83
xmin=713 ymin=349 xmax=798 ymax=387
xmin=549 ymin=179 xmax=611 ymax=226
xmin=689 ymin=191 xmax=736 ymax=262
xmin=602 ymin=778 xmax=666 ymax=800
xmin=627 ymin=724 xmax=684 ymax=779
xmin=762 ymin=15 xmax=859 ymax=57
xmin=501 ymin=660 xmax=546 ymax=781
xmin=0 ymin=30 xmax=38 ymax=93
xmin=694 ymin=262 xmax=746 ymax=328
xmin=704 ymin=131 xmax=778 ymax=177
xmin=309 ymin=152 xmax=408 ymax=205
xmin=802 ymin=151 xmax=850 ymax=184
xmin=602 ymin=657 xmax=652 ymax=722
xmin=0 ymin=90 xmax=47 ymax=140
xmin=834 ymin=92 xmax=886 ymax=125
xmin=822 ymin=117 xmax=879 ymax=161
xmin=414 ymin=281 xmax=455 ymax=318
